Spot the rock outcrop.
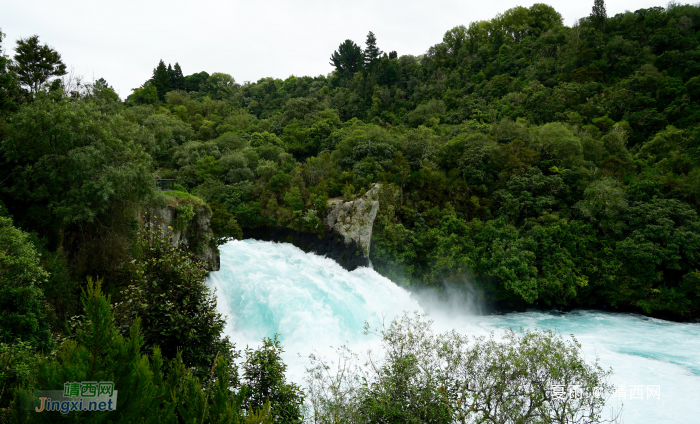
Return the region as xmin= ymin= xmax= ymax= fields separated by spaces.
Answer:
xmin=324 ymin=183 xmax=380 ymax=257
xmin=142 ymin=199 xmax=220 ymax=271
xmin=243 ymin=184 xmax=381 ymax=270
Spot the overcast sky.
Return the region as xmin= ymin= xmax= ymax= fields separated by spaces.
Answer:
xmin=2 ymin=0 xmax=670 ymax=99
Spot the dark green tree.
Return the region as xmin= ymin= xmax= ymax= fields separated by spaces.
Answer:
xmin=185 ymin=71 xmax=210 ymax=92
xmin=363 ymin=31 xmax=383 ymax=68
xmin=330 ymin=40 xmax=364 ymax=75
xmin=243 ymin=335 xmax=305 ymax=423
xmin=13 ymin=35 xmax=66 ymax=94
xmin=1 ymin=95 xmax=156 ymax=236
xmin=127 ymin=81 xmax=158 ymax=105
xmin=11 ymin=279 xmax=274 ymax=423
xmin=167 ymin=63 xmax=174 ymax=81
xmin=0 ymin=31 xmax=22 ymax=114
xmin=173 ymin=62 xmax=185 ymax=90
xmin=590 ymin=0 xmax=607 ymax=29
xmin=151 ymin=59 xmax=171 ymax=100
xmin=117 ymin=223 xmax=238 ymax=382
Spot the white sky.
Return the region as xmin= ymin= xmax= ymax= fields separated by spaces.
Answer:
xmin=2 ymin=0 xmax=671 ymax=99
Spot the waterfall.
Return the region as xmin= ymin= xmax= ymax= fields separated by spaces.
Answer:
xmin=208 ymin=239 xmax=700 ymax=423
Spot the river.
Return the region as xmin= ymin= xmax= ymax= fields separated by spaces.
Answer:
xmin=207 ymin=239 xmax=700 ymax=423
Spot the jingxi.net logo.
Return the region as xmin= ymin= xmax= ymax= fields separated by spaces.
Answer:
xmin=32 ymin=381 xmax=117 ymax=414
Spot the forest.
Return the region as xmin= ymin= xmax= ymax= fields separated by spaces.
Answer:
xmin=130 ymin=1 xmax=699 ymax=318
xmin=1 ymin=0 xmax=700 ymax=422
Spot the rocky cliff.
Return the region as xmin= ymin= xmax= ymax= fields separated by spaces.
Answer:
xmin=324 ymin=183 xmax=380 ymax=257
xmin=243 ymin=184 xmax=381 ymax=270
xmin=142 ymin=193 xmax=220 ymax=271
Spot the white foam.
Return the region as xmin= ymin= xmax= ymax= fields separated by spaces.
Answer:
xmin=208 ymin=239 xmax=700 ymax=423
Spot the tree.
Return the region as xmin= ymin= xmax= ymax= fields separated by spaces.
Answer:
xmin=13 ymin=35 xmax=66 ymax=94
xmin=127 ymin=80 xmax=158 ymax=105
xmin=12 ymin=279 xmax=274 ymax=423
xmin=172 ymin=62 xmax=185 ymax=90
xmin=615 ymin=198 xmax=700 ymax=315
xmin=330 ymin=40 xmax=363 ymax=75
xmin=283 ymin=186 xmax=305 ymax=212
xmin=0 ymin=216 xmax=51 ymax=351
xmin=532 ymin=122 xmax=584 ymax=167
xmin=207 ymin=72 xmax=237 ymax=98
xmin=590 ymin=0 xmax=607 ymax=30
xmin=243 ymin=335 xmax=305 ymax=423
xmin=90 ymin=78 xmax=119 ymax=100
xmin=250 ymin=131 xmax=284 ymax=148
xmin=116 ymin=224 xmax=238 ymax=382
xmin=151 ymin=59 xmax=171 ymax=100
xmin=363 ymin=31 xmax=383 ymax=68
xmin=11 ymin=279 xmax=176 ymax=423
xmin=443 ymin=25 xmax=467 ymax=55
xmin=185 ymin=71 xmax=210 ymax=92
xmin=0 ymin=31 xmax=22 ymax=114
xmin=576 ymin=177 xmax=628 ymax=234
xmin=197 ymin=155 xmax=224 ymax=181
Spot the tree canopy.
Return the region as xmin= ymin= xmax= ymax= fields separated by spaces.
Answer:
xmin=13 ymin=35 xmax=66 ymax=94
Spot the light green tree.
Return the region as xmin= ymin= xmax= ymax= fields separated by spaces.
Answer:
xmin=2 ymin=95 xmax=157 ymax=230
xmin=0 ymin=216 xmax=51 ymax=351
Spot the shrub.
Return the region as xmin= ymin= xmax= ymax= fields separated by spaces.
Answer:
xmin=306 ymin=313 xmax=618 ymax=424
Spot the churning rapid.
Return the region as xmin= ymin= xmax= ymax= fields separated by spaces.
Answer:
xmin=208 ymin=239 xmax=700 ymax=423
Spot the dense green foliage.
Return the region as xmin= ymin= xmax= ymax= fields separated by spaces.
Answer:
xmin=10 ymin=279 xmax=276 ymax=424
xmin=114 ymin=223 xmax=236 ymax=382
xmin=0 ymin=216 xmax=51 ymax=352
xmin=305 ymin=313 xmax=617 ymax=423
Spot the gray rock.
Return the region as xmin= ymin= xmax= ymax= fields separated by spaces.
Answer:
xmin=324 ymin=184 xmax=381 ymax=256
xmin=145 ymin=205 xmax=220 ymax=271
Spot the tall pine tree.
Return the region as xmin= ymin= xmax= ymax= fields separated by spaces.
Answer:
xmin=151 ymin=59 xmax=171 ymax=100
xmin=167 ymin=63 xmax=175 ymax=85
xmin=173 ymin=62 xmax=185 ymax=90
xmin=363 ymin=31 xmax=383 ymax=69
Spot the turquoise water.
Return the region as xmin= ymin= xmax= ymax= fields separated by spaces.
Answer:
xmin=208 ymin=239 xmax=700 ymax=423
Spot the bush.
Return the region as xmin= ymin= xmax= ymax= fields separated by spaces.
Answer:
xmin=306 ymin=313 xmax=618 ymax=424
